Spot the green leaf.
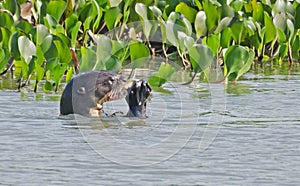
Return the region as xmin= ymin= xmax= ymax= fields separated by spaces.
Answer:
xmin=9 ymin=31 xmax=21 ymax=60
xmin=230 ymin=0 xmax=244 ymax=12
xmin=287 ymin=19 xmax=295 ymax=43
xmin=175 ymin=2 xmax=197 ymax=23
xmin=187 ymin=44 xmax=213 ymax=73
xmin=273 ymin=13 xmax=287 ymax=32
xmin=166 ymin=12 xmax=180 ymax=47
xmin=252 ymin=1 xmax=264 ymax=22
xmin=129 ymin=40 xmax=150 ymax=69
xmin=65 ymin=66 xmax=73 ymax=83
xmin=0 ymin=48 xmax=9 ymax=72
xmin=1 ymin=27 xmax=12 ymax=48
xmin=71 ymin=21 xmax=82 ymax=48
xmin=44 ymin=81 xmax=53 ymax=91
xmin=53 ymin=63 xmax=68 ymax=90
xmin=224 ymin=45 xmax=254 ymax=81
xmin=135 ymin=3 xmax=152 ymax=40
xmin=105 ymin=56 xmax=121 ymax=73
xmin=95 ymin=35 xmax=112 ymax=70
xmin=203 ymin=0 xmax=219 ymax=32
xmin=230 ymin=21 xmax=244 ymax=44
xmin=236 ymin=50 xmax=255 ymax=80
xmin=0 ymin=12 xmax=14 ymax=28
xmin=111 ymin=40 xmax=129 ymax=62
xmin=148 ymin=62 xmax=175 ymax=87
xmin=220 ymin=28 xmax=232 ymax=48
xmin=14 ymin=20 xmax=33 ymax=34
xmin=105 ymin=7 xmax=121 ymax=30
xmin=65 ymin=14 xmax=78 ymax=35
xmin=18 ymin=36 xmax=36 ymax=63
xmin=206 ymin=34 xmax=220 ymax=57
xmin=110 ymin=0 xmax=122 ymax=7
xmin=194 ymin=11 xmax=207 ymax=38
xmin=46 ymin=0 xmax=67 ymax=22
xmin=53 ymin=39 xmax=71 ymax=64
xmin=80 ymin=46 xmax=97 ymax=72
xmin=264 ymin=12 xmax=276 ymax=43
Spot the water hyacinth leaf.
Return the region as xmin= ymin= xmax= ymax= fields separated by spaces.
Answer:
xmin=220 ymin=28 xmax=232 ymax=48
xmin=105 ymin=7 xmax=121 ymax=30
xmin=9 ymin=31 xmax=21 ymax=60
xmin=80 ymin=46 xmax=97 ymax=72
xmin=252 ymin=1 xmax=264 ymax=22
xmin=203 ymin=0 xmax=219 ymax=32
xmin=53 ymin=39 xmax=71 ymax=64
xmin=264 ymin=12 xmax=276 ymax=43
xmin=14 ymin=20 xmax=33 ymax=34
xmin=230 ymin=0 xmax=244 ymax=12
xmin=3 ymin=0 xmax=17 ymax=14
xmin=66 ymin=66 xmax=73 ymax=83
xmin=166 ymin=12 xmax=180 ymax=47
xmin=206 ymin=34 xmax=220 ymax=57
xmin=64 ymin=0 xmax=75 ymax=18
xmin=18 ymin=36 xmax=36 ymax=63
xmin=216 ymin=17 xmax=232 ymax=33
xmin=149 ymin=6 xmax=162 ymax=17
xmin=287 ymin=19 xmax=294 ymax=42
xmin=111 ymin=40 xmax=129 ymax=62
xmin=65 ymin=14 xmax=78 ymax=35
xmin=95 ymin=35 xmax=112 ymax=70
xmin=295 ymin=5 xmax=300 ymax=29
xmin=188 ymin=44 xmax=213 ymax=73
xmin=195 ymin=11 xmax=207 ymax=38
xmin=0 ymin=12 xmax=14 ymax=28
xmin=149 ymin=63 xmax=175 ymax=87
xmin=183 ymin=36 xmax=195 ymax=50
xmin=46 ymin=0 xmax=67 ymax=22
xmin=279 ymin=43 xmax=288 ymax=58
xmin=105 ymin=56 xmax=121 ymax=73
xmin=71 ymin=21 xmax=82 ymax=48
xmin=231 ymin=21 xmax=244 ymax=44
xmin=175 ymin=2 xmax=197 ymax=23
xmin=157 ymin=17 xmax=167 ymax=43
xmin=177 ymin=31 xmax=188 ymax=54
xmin=236 ymin=49 xmax=255 ymax=81
xmin=37 ymin=26 xmax=53 ymax=53
xmin=44 ymin=81 xmax=53 ymax=91
xmin=182 ymin=16 xmax=192 ymax=36
xmin=129 ymin=41 xmax=150 ymax=69
xmin=44 ymin=41 xmax=58 ymax=61
xmin=1 ymin=27 xmax=11 ymax=48
xmin=45 ymin=57 xmax=59 ymax=72
xmin=224 ymin=45 xmax=253 ymax=80
xmin=53 ymin=63 xmax=68 ymax=90
xmin=277 ymin=28 xmax=286 ymax=44
xmin=110 ymin=0 xmax=122 ymax=7
xmin=135 ymin=3 xmax=152 ymax=40
xmin=273 ymin=13 xmax=287 ymax=32
xmin=0 ymin=48 xmax=9 ymax=71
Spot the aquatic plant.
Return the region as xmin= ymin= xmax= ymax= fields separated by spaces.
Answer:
xmin=0 ymin=0 xmax=299 ymax=92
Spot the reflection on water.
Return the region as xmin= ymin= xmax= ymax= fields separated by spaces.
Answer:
xmin=0 ymin=64 xmax=300 ymax=185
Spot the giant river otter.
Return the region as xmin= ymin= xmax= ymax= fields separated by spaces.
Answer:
xmin=60 ymin=70 xmax=152 ymax=118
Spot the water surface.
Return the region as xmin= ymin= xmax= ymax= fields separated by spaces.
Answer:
xmin=0 ymin=64 xmax=299 ymax=185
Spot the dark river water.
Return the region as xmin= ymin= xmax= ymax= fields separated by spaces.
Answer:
xmin=0 ymin=64 xmax=299 ymax=185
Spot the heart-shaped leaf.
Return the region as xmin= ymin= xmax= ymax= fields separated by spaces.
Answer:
xmin=18 ymin=36 xmax=36 ymax=63
xmin=149 ymin=62 xmax=175 ymax=87
xmin=129 ymin=40 xmax=150 ymax=69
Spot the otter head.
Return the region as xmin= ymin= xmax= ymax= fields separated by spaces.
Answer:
xmin=126 ymin=80 xmax=152 ymax=118
xmin=60 ymin=70 xmax=128 ymax=117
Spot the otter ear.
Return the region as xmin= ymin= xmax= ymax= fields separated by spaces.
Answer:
xmin=77 ymin=87 xmax=86 ymax=95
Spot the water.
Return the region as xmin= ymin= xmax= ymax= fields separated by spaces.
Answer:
xmin=0 ymin=64 xmax=300 ymax=185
